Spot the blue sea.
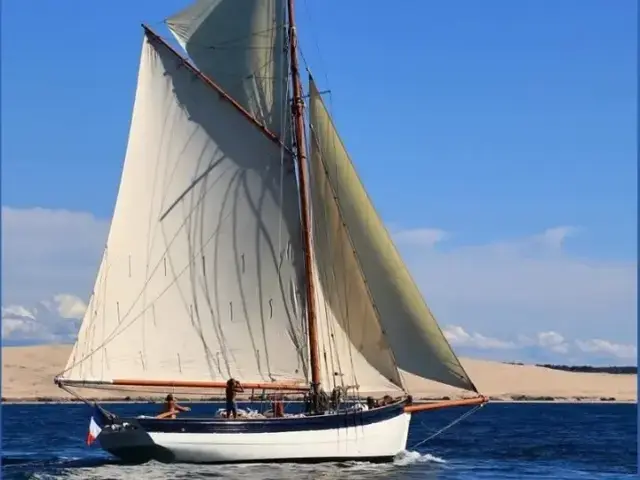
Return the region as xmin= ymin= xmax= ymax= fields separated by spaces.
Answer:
xmin=1 ymin=402 xmax=637 ymax=479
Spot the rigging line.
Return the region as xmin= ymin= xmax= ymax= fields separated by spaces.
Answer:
xmin=301 ymin=0 xmax=331 ymax=93
xmin=145 ymin=26 xmax=290 ymax=154
xmin=60 ymin=209 xmax=235 ymax=376
xmin=308 ymin=82 xmax=474 ymax=391
xmin=308 ymin=119 xmax=403 ymax=387
xmin=308 ymin=151 xmax=342 ymax=392
xmin=276 ymin=8 xmax=290 ymax=277
xmin=308 ymin=120 xmax=351 ymax=392
xmin=327 ymin=134 xmax=359 ymax=393
xmin=295 ymin=42 xmax=334 ymax=116
xmin=71 ymin=245 xmax=107 ymax=375
xmin=323 ymin=284 xmax=340 ymax=392
xmin=58 ymin=384 xmax=95 ymax=407
xmin=65 ymin=136 xmax=242 ymax=376
xmin=409 ymin=404 xmax=485 ymax=450
xmin=156 ymin=29 xmax=291 ymax=148
xmin=322 ymin=191 xmax=347 ymax=391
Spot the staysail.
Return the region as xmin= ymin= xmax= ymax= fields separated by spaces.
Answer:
xmin=311 ymin=263 xmax=403 ymax=394
xmin=60 ymin=32 xmax=308 ymax=386
xmin=307 ymin=79 xmax=477 ymax=393
xmin=166 ymin=0 xmax=289 ymax=139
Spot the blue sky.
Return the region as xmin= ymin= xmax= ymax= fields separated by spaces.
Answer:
xmin=1 ymin=1 xmax=637 ymax=365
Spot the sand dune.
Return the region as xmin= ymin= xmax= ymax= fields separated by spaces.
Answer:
xmin=2 ymin=345 xmax=636 ymax=402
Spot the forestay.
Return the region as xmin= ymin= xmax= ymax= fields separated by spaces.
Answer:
xmin=311 ymin=265 xmax=403 ymax=395
xmin=60 ymin=33 xmax=308 ymax=386
xmin=166 ymin=0 xmax=290 ymax=139
xmin=307 ymin=79 xmax=477 ymax=393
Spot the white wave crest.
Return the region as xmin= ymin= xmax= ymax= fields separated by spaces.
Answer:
xmin=394 ymin=449 xmax=446 ymax=466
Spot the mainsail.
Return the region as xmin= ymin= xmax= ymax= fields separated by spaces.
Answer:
xmin=307 ymin=79 xmax=477 ymax=393
xmin=60 ymin=31 xmax=307 ymax=386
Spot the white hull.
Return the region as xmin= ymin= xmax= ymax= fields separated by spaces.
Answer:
xmin=154 ymin=412 xmax=410 ymax=463
xmin=97 ymin=408 xmax=412 ymax=464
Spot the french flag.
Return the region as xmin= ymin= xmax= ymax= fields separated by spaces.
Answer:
xmin=86 ymin=407 xmax=104 ymax=446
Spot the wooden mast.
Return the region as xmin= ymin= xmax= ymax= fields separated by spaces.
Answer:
xmin=287 ymin=0 xmax=321 ymax=393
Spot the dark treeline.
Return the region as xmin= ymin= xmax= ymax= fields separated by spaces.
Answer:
xmin=537 ymin=364 xmax=637 ymax=374
xmin=503 ymin=362 xmax=637 ymax=374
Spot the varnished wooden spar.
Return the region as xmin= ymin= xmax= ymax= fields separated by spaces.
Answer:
xmin=57 ymin=377 xmax=309 ymax=392
xmin=404 ymin=395 xmax=488 ymax=413
xmin=287 ymin=0 xmax=321 ymax=392
xmin=113 ymin=378 xmax=310 ymax=391
xmin=141 ymin=24 xmax=291 ymax=154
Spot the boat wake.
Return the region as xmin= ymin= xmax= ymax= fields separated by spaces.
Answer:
xmin=2 ymin=450 xmax=447 ymax=480
xmin=393 ymin=449 xmax=447 ymax=466
xmin=1 ymin=454 xmax=114 ymax=468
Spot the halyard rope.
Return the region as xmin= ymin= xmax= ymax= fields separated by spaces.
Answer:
xmin=409 ymin=403 xmax=485 ymax=450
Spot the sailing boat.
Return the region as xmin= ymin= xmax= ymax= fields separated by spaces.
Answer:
xmin=54 ymin=0 xmax=487 ymax=464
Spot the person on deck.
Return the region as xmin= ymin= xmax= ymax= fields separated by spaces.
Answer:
xmin=272 ymin=394 xmax=285 ymax=418
xmin=225 ymin=378 xmax=244 ymax=419
xmin=156 ymin=394 xmax=191 ymax=419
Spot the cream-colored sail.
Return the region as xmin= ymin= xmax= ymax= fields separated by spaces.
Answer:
xmin=308 ymin=79 xmax=477 ymax=393
xmin=166 ymin=0 xmax=289 ymax=139
xmin=312 ymin=265 xmax=403 ymax=394
xmin=308 ymin=127 xmax=404 ymax=394
xmin=60 ymin=33 xmax=308 ymax=386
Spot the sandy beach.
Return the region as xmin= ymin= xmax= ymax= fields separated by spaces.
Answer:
xmin=2 ymin=345 xmax=636 ymax=403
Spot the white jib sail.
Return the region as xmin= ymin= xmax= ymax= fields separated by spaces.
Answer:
xmin=60 ymin=32 xmax=308 ymax=386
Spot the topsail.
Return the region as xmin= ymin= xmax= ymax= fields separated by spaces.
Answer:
xmin=166 ymin=0 xmax=290 ymax=139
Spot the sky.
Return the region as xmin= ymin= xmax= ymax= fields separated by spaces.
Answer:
xmin=1 ymin=0 xmax=637 ymax=366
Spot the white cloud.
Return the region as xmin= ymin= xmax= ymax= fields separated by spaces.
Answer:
xmin=575 ymin=339 xmax=637 ymax=360
xmin=533 ymin=226 xmax=579 ymax=250
xmin=2 ymin=294 xmax=84 ymax=345
xmin=533 ymin=331 xmax=570 ymax=354
xmin=443 ymin=325 xmax=516 ymax=350
xmin=393 ymin=228 xmax=448 ymax=247
xmin=1 ymin=207 xmax=636 ymax=365
xmin=52 ymin=294 xmax=87 ymax=320
xmin=394 ymin=225 xmax=636 ymax=348
xmin=446 ymin=325 xmax=635 ymax=363
xmin=1 ymin=206 xmax=108 ymax=307
xmin=516 ymin=331 xmax=570 ymax=354
xmin=1 ymin=305 xmax=36 ymax=320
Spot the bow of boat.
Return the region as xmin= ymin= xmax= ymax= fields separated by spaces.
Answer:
xmin=403 ymin=395 xmax=489 ymax=414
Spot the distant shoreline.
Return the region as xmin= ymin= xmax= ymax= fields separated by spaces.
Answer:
xmin=503 ymin=362 xmax=637 ymax=375
xmin=5 ymin=346 xmax=636 ymax=404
